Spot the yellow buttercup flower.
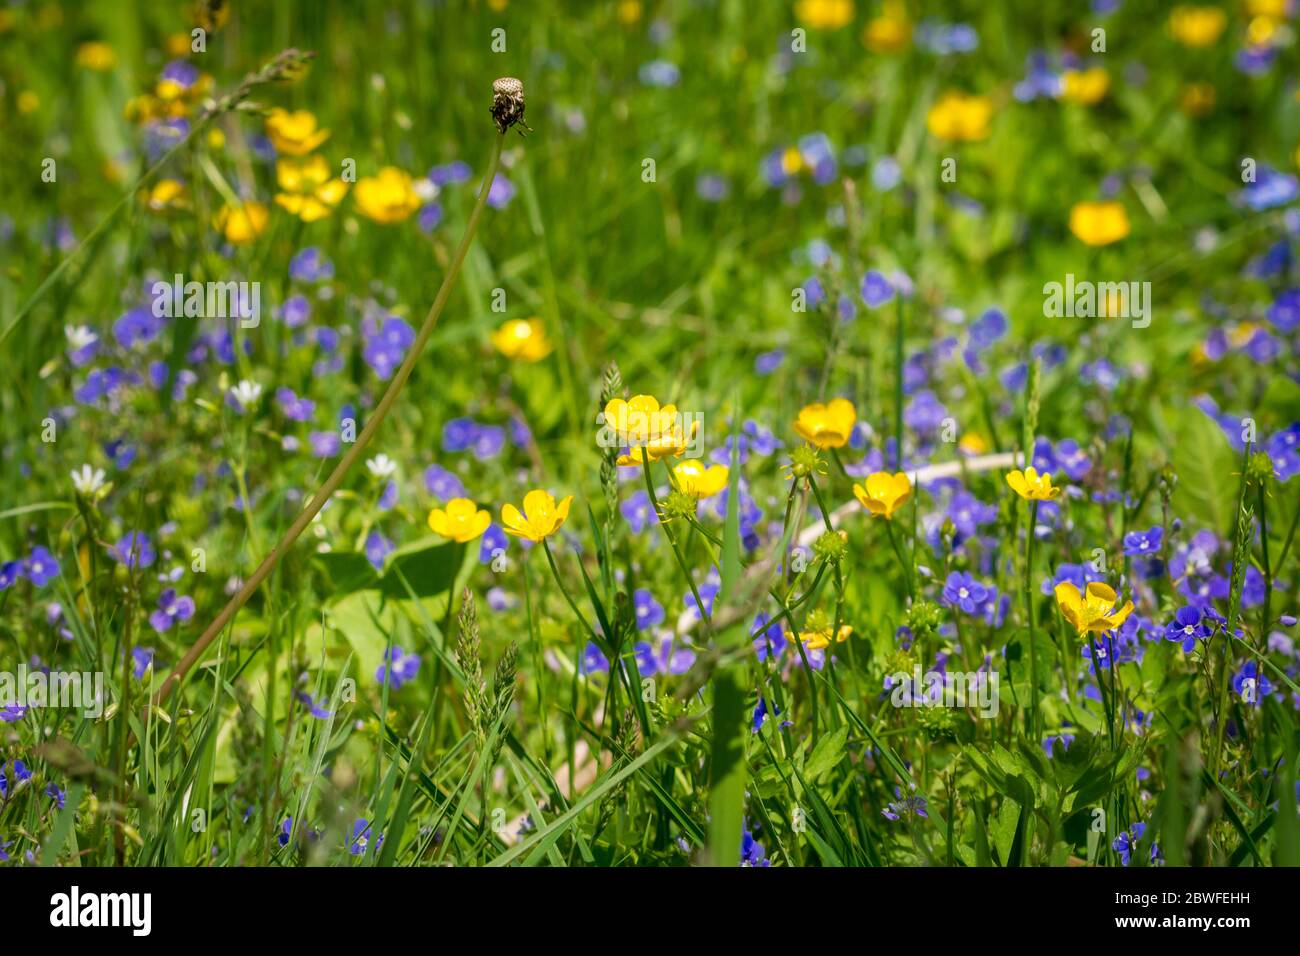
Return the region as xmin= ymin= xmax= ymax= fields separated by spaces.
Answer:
xmin=605 ymin=395 xmax=697 ymax=465
xmin=672 ymin=460 xmax=729 ymax=499
xmin=354 ymin=166 xmax=421 ymax=224
xmin=427 ymin=498 xmax=491 ymax=543
xmin=1068 ymin=200 xmax=1130 ymax=246
xmin=798 ymin=623 xmax=853 ymax=651
xmin=1061 ymin=68 xmax=1109 ymax=105
xmin=501 ymin=489 xmax=573 ymax=543
xmin=793 ymin=398 xmax=855 ymax=450
xmin=17 ymin=90 xmax=40 ymax=115
xmin=265 ymin=108 xmax=330 ymax=156
xmin=75 ymin=42 xmax=116 ymax=70
xmin=616 ymin=425 xmax=697 ymax=466
xmin=853 ymin=471 xmax=912 ymax=519
xmin=140 ymin=178 xmax=189 ymax=212
xmin=1054 ymin=581 xmax=1134 ymax=637
xmin=605 ymin=394 xmax=674 ymax=443
xmin=926 ymin=91 xmax=994 ymax=143
xmin=1005 ymin=467 xmax=1062 ymax=501
xmin=214 ymin=202 xmax=269 ymax=245
xmin=275 ymin=154 xmax=348 ymax=223
xmin=1170 ymin=6 xmax=1227 ymax=46
xmin=617 ymin=0 xmax=643 ymax=24
xmin=958 ymin=432 xmax=988 ymax=455
xmin=795 ymin=0 xmax=854 ymax=30
xmin=491 ymin=318 xmax=552 ymax=362
xmin=863 ymin=3 xmax=911 ymax=53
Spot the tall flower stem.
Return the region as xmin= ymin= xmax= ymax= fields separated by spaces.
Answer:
xmin=541 ymin=540 xmax=602 ymax=646
xmin=641 ymin=456 xmax=711 ymax=632
xmin=1024 ymin=499 xmax=1040 ymax=741
xmin=154 ymin=130 xmax=507 ymax=707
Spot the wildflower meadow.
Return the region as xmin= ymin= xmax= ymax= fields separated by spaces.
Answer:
xmin=1 ymin=0 xmax=1299 ymax=905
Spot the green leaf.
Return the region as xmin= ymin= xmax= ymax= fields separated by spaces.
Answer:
xmin=1164 ymin=403 xmax=1236 ymax=535
xmin=804 ymin=725 xmax=847 ymax=783
xmin=993 ymin=799 xmax=1020 ymax=867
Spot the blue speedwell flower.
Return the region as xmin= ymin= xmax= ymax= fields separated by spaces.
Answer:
xmin=941 ymin=571 xmax=991 ymax=616
xmin=633 ymin=588 xmax=665 ymax=630
xmin=109 ymin=532 xmax=156 ymax=569
xmin=148 ymin=588 xmax=195 ymax=633
xmin=1123 ymin=526 xmax=1163 ymax=558
xmin=882 ymin=785 xmax=929 ymax=821
xmin=375 ymin=647 xmax=421 ymax=689
xmin=24 ymin=547 xmax=60 ymax=587
xmin=1165 ymin=606 xmax=1211 ymax=652
xmin=860 ymin=270 xmax=895 ymax=309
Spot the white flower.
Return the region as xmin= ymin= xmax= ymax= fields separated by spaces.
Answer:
xmin=70 ymin=464 xmax=107 ymax=496
xmin=64 ymin=325 xmax=98 ymax=349
xmin=230 ymin=380 xmax=262 ymax=412
xmin=413 ymin=177 xmax=439 ymax=203
xmin=366 ymin=453 xmax=398 ymax=478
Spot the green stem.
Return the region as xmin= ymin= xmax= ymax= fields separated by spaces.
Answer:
xmin=541 ymin=540 xmax=602 ymax=647
xmin=641 ymin=456 xmax=711 ymax=632
xmin=1025 ymin=500 xmax=1040 ymax=741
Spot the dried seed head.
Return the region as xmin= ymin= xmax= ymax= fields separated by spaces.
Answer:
xmin=491 ymin=76 xmax=531 ymax=135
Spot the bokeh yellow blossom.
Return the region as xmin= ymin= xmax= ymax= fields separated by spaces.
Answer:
xmin=214 ymin=202 xmax=269 ymax=245
xmin=354 ymin=167 xmax=421 ymax=223
xmin=926 ymin=92 xmax=993 ymax=142
xmin=265 ymin=108 xmax=330 ymax=156
xmin=491 ymin=318 xmax=552 ymax=362
xmin=1068 ymin=200 xmax=1130 ymax=246
xmin=275 ymin=154 xmax=349 ymax=223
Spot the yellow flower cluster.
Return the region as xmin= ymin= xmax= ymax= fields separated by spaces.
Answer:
xmin=265 ymin=110 xmax=349 ymax=224
xmin=125 ymin=65 xmax=212 ymax=125
xmin=605 ymin=395 xmax=698 ymax=467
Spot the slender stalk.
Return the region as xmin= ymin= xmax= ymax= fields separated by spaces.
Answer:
xmin=894 ymin=295 xmax=905 ymax=469
xmin=884 ymin=520 xmax=914 ymax=600
xmin=541 ymin=539 xmax=602 ymax=646
xmin=153 ymin=131 xmax=506 ymax=707
xmin=1258 ymin=484 xmax=1272 ymax=634
xmin=1024 ymin=500 xmax=1040 ymax=741
xmin=641 ymin=456 xmax=711 ymax=632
